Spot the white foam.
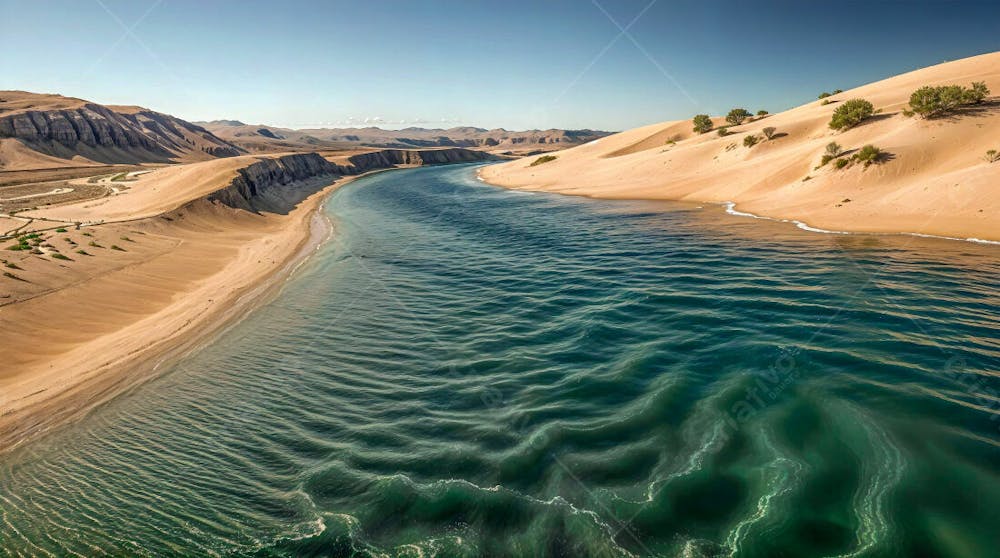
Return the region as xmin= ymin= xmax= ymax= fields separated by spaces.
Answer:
xmin=722 ymin=202 xmax=999 ymax=245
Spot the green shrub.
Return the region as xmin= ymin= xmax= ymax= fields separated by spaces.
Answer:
xmin=89 ymin=241 xmax=101 ymax=248
xmin=832 ymin=89 xmax=843 ymax=94
xmin=834 ymin=158 xmax=851 ymax=170
xmin=818 ymin=92 xmax=831 ymax=99
xmin=825 ymin=142 xmax=843 ymax=158
xmin=121 ymin=236 xmax=134 ymax=242
xmin=77 ymin=250 xmax=90 ymax=256
xmin=7 ymin=243 xmax=27 ymax=251
xmin=55 ymin=228 xmax=67 ymax=233
xmin=692 ymin=114 xmax=713 ymax=134
xmin=756 ymin=110 xmax=769 ymax=116
xmin=529 ymin=155 xmax=557 ymax=167
xmin=909 ymin=82 xmax=991 ymax=118
xmin=762 ymin=127 xmax=777 ymax=140
xmin=4 ymin=271 xmax=22 ymax=280
xmin=829 ymin=99 xmax=875 ymax=131
xmin=743 ymin=135 xmax=760 ymax=148
xmin=852 ymin=145 xmax=885 ymax=167
xmin=111 ymin=245 xmax=125 ymax=251
xmin=82 ymin=232 xmax=93 ymax=237
xmin=726 ymin=108 xmax=752 ymax=126
xmin=985 ymin=149 xmax=999 ymax=163
xmin=51 ymin=253 xmax=71 ymax=261
xmin=820 ymin=99 xmax=834 ymax=106
xmin=716 ymin=126 xmax=731 ymax=137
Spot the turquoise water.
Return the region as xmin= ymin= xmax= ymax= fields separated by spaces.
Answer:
xmin=1 ymin=164 xmax=998 ymax=557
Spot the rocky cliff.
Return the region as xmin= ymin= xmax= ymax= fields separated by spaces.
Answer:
xmin=207 ymin=148 xmax=496 ymax=211
xmin=0 ymin=91 xmax=243 ymax=167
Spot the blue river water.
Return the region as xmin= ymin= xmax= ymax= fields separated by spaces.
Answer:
xmin=1 ymin=164 xmax=998 ymax=557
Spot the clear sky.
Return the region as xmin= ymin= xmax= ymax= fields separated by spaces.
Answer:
xmin=3 ymin=0 xmax=998 ymax=131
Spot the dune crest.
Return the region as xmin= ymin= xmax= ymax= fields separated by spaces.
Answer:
xmin=480 ymin=52 xmax=1000 ymax=242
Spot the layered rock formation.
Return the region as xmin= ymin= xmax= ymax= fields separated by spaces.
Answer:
xmin=207 ymin=148 xmax=496 ymax=211
xmin=0 ymin=91 xmax=243 ymax=167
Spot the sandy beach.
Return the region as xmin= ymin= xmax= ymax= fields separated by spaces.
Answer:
xmin=480 ymin=52 xmax=1000 ymax=242
xmin=0 ymin=155 xmax=360 ymax=451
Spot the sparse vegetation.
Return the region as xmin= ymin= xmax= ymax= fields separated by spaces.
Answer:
xmin=756 ymin=110 xmax=769 ymax=116
xmin=852 ymin=145 xmax=885 ymax=167
xmin=529 ymin=155 xmax=557 ymax=167
xmin=832 ymin=89 xmax=843 ymax=94
xmin=121 ymin=236 xmax=134 ymax=242
xmin=985 ymin=149 xmax=999 ymax=163
xmin=692 ymin=114 xmax=713 ymax=134
xmin=77 ymin=249 xmax=91 ymax=256
xmin=55 ymin=228 xmax=67 ymax=233
xmin=4 ymin=271 xmax=23 ymax=280
xmin=908 ymin=82 xmax=991 ymax=118
xmin=829 ymin=99 xmax=875 ymax=131
xmin=743 ymin=135 xmax=760 ymax=148
xmin=820 ymin=99 xmax=834 ymax=106
xmin=820 ymin=141 xmax=844 ymax=166
xmin=82 ymin=232 xmax=93 ymax=237
xmin=110 ymin=172 xmax=129 ymax=182
xmin=834 ymin=158 xmax=851 ymax=169
xmin=51 ymin=253 xmax=71 ymax=261
xmin=762 ymin=127 xmax=777 ymax=140
xmin=111 ymin=245 xmax=125 ymax=251
xmin=818 ymin=92 xmax=832 ymax=100
xmin=716 ymin=126 xmax=731 ymax=137
xmin=726 ymin=108 xmax=752 ymax=126
xmin=89 ymin=241 xmax=102 ymax=248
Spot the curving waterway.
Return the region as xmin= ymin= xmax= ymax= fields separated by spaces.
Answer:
xmin=1 ymin=164 xmax=998 ymax=557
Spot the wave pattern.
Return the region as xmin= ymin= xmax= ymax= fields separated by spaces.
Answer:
xmin=1 ymin=164 xmax=998 ymax=557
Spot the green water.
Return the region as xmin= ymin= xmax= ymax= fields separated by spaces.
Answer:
xmin=1 ymin=164 xmax=998 ymax=557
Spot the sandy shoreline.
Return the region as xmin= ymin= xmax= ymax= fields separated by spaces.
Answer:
xmin=479 ymin=52 xmax=1000 ymax=243
xmin=0 ymin=166 xmax=371 ymax=453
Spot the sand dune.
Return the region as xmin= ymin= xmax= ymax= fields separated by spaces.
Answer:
xmin=481 ymin=52 xmax=1000 ymax=242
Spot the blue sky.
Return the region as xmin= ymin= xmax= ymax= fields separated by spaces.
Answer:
xmin=2 ymin=0 xmax=998 ymax=131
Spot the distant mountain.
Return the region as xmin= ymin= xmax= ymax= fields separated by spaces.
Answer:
xmin=0 ymin=91 xmax=243 ymax=170
xmin=198 ymin=121 xmax=613 ymax=155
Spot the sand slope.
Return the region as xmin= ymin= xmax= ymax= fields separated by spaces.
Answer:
xmin=481 ymin=52 xmax=1000 ymax=242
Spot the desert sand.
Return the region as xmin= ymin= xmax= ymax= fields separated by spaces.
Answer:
xmin=480 ymin=52 xmax=1000 ymax=242
xmin=0 ymin=155 xmax=346 ymax=451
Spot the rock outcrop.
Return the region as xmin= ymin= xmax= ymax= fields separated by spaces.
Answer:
xmin=207 ymin=148 xmax=497 ymax=211
xmin=0 ymin=91 xmax=243 ymax=166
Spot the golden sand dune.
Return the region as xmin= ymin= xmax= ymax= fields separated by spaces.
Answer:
xmin=481 ymin=52 xmax=1000 ymax=242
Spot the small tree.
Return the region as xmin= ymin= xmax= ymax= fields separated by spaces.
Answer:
xmin=762 ymin=127 xmax=777 ymax=140
xmin=829 ymin=99 xmax=875 ymax=131
xmin=726 ymin=108 xmax=752 ymax=126
xmin=756 ymin=110 xmax=769 ymax=116
xmin=743 ymin=135 xmax=760 ymax=148
xmin=825 ymin=142 xmax=843 ymax=158
xmin=692 ymin=114 xmax=713 ymax=134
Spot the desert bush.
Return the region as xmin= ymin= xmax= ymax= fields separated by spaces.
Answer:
xmin=909 ymin=82 xmax=991 ymax=118
xmin=762 ymin=127 xmax=777 ymax=140
xmin=743 ymin=135 xmax=760 ymax=148
xmin=89 ymin=241 xmax=101 ymax=248
xmin=692 ymin=114 xmax=713 ymax=133
xmin=111 ymin=245 xmax=125 ymax=251
xmin=5 ymin=261 xmax=21 ymax=270
xmin=76 ymin=250 xmax=90 ymax=256
xmin=829 ymin=99 xmax=875 ymax=131
xmin=832 ymin=89 xmax=843 ymax=94
xmin=530 ymin=155 xmax=557 ymax=167
xmin=757 ymin=110 xmax=769 ymax=116
xmin=985 ymin=149 xmax=999 ymax=163
xmin=716 ymin=126 xmax=731 ymax=137
xmin=51 ymin=253 xmax=71 ymax=261
xmin=55 ymin=228 xmax=67 ymax=233
xmin=825 ymin=142 xmax=843 ymax=158
xmin=726 ymin=108 xmax=752 ymax=126
xmin=852 ymin=145 xmax=885 ymax=167
xmin=818 ymin=92 xmax=831 ymax=99
xmin=4 ymin=271 xmax=22 ymax=280
xmin=834 ymin=158 xmax=851 ymax=170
